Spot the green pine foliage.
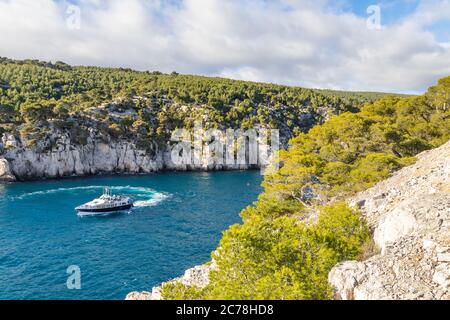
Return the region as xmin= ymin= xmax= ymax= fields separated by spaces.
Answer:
xmin=2 ymin=57 xmax=448 ymax=300
xmin=163 ymin=203 xmax=369 ymax=300
xmin=162 ymin=76 xmax=449 ymax=300
xmin=0 ymin=57 xmax=393 ymax=146
xmin=264 ymin=78 xmax=449 ymax=201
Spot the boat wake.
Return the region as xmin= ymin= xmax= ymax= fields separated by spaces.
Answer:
xmin=133 ymin=192 xmax=169 ymax=207
xmin=13 ymin=186 xmax=170 ymax=208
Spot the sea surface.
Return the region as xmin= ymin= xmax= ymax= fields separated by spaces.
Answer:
xmin=0 ymin=171 xmax=263 ymax=300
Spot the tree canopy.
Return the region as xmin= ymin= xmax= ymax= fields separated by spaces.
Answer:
xmin=162 ymin=76 xmax=450 ymax=300
xmin=0 ymin=57 xmax=396 ymax=147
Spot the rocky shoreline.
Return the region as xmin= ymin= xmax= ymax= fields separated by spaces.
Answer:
xmin=3 ymin=120 xmax=447 ymax=300
xmin=126 ymin=262 xmax=217 ymax=300
xmin=127 ymin=140 xmax=450 ymax=300
xmin=0 ymin=131 xmax=259 ymax=182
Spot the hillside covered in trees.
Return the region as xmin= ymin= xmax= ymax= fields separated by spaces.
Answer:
xmin=2 ymin=58 xmax=448 ymax=300
xmin=0 ymin=57 xmax=394 ymax=149
xmin=161 ymin=76 xmax=450 ymax=299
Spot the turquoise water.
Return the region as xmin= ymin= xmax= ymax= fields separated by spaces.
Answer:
xmin=0 ymin=171 xmax=262 ymax=300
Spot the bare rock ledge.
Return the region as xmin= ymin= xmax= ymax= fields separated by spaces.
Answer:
xmin=0 ymin=158 xmax=16 ymax=182
xmin=329 ymin=140 xmax=450 ymax=300
xmin=127 ymin=141 xmax=450 ymax=300
xmin=126 ymin=262 xmax=217 ymax=300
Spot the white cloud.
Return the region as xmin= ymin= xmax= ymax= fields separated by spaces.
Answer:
xmin=0 ymin=0 xmax=449 ymax=93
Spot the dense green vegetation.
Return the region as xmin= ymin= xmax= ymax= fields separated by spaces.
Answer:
xmin=0 ymin=57 xmax=392 ymax=147
xmin=162 ymin=76 xmax=450 ymax=300
xmin=2 ymin=57 xmax=448 ymax=300
xmin=163 ymin=202 xmax=369 ymax=299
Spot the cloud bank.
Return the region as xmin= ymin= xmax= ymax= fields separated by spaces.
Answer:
xmin=0 ymin=0 xmax=449 ymax=93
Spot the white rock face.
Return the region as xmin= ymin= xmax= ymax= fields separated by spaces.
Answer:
xmin=0 ymin=130 xmax=255 ymax=182
xmin=126 ymin=140 xmax=450 ymax=301
xmin=126 ymin=262 xmax=217 ymax=300
xmin=0 ymin=158 xmax=16 ymax=181
xmin=329 ymin=140 xmax=450 ymax=300
xmin=373 ymin=203 xmax=418 ymax=254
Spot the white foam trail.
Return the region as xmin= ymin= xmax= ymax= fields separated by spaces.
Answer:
xmin=12 ymin=186 xmax=101 ymax=199
xmin=133 ymin=193 xmax=169 ymax=207
xmin=13 ymin=185 xmax=170 ymax=208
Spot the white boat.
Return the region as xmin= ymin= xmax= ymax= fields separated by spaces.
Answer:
xmin=75 ymin=187 xmax=133 ymax=215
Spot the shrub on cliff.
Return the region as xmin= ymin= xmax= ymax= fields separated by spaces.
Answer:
xmin=0 ymin=57 xmax=391 ymax=145
xmin=162 ymin=203 xmax=369 ymax=300
xmin=263 ymin=78 xmax=450 ymax=202
xmin=161 ymin=76 xmax=450 ymax=300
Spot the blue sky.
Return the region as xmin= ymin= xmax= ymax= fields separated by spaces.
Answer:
xmin=344 ymin=0 xmax=449 ymax=40
xmin=343 ymin=0 xmax=420 ymax=21
xmin=0 ymin=0 xmax=449 ymax=93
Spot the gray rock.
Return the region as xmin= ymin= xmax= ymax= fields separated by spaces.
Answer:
xmin=0 ymin=158 xmax=16 ymax=181
xmin=329 ymin=140 xmax=450 ymax=300
xmin=126 ymin=261 xmax=217 ymax=300
xmin=1 ymin=127 xmax=258 ymax=181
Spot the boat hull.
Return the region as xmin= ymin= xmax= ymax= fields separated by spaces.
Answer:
xmin=76 ymin=204 xmax=133 ymax=213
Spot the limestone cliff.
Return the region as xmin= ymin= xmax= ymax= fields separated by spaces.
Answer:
xmin=127 ymin=141 xmax=450 ymax=301
xmin=329 ymin=140 xmax=450 ymax=300
xmin=0 ymin=97 xmax=285 ymax=182
xmin=0 ymin=129 xmax=254 ymax=182
xmin=0 ymin=158 xmax=15 ymax=181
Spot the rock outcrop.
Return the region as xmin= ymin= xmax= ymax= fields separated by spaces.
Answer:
xmin=0 ymin=129 xmax=257 ymax=182
xmin=126 ymin=262 xmax=217 ymax=300
xmin=329 ymin=140 xmax=450 ymax=300
xmin=126 ymin=140 xmax=450 ymax=301
xmin=0 ymin=157 xmax=16 ymax=181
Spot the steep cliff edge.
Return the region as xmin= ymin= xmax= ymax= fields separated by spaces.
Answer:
xmin=0 ymin=130 xmax=252 ymax=181
xmin=329 ymin=140 xmax=450 ymax=300
xmin=127 ymin=141 xmax=450 ymax=300
xmin=0 ymin=98 xmax=265 ymax=182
